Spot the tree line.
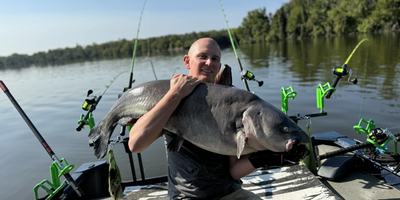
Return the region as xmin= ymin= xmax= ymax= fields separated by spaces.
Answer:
xmin=235 ymin=0 xmax=400 ymax=43
xmin=1 ymin=0 xmax=399 ymax=69
xmin=0 ymin=30 xmax=231 ymax=69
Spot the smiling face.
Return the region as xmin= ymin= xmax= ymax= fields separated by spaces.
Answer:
xmin=183 ymin=38 xmax=222 ymax=83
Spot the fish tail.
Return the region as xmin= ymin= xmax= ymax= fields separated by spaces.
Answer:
xmin=88 ymin=121 xmax=109 ymax=159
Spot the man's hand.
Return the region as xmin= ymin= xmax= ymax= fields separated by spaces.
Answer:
xmin=169 ymin=74 xmax=202 ymax=99
xmin=249 ymin=144 xmax=310 ymax=169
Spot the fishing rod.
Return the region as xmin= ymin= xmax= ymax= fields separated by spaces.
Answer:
xmin=0 ymin=80 xmax=84 ymax=197
xmin=218 ymin=0 xmax=263 ymax=92
xmin=325 ymin=38 xmax=368 ymax=99
xmin=118 ymin=0 xmax=148 ymax=138
xmin=76 ymin=71 xmax=124 ymax=131
xmin=147 ymin=39 xmax=158 ymax=80
xmin=128 ymin=0 xmax=148 ymax=89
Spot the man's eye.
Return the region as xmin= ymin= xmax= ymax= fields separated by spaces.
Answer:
xmin=198 ymin=55 xmax=206 ymax=59
xmin=213 ymin=57 xmax=220 ymax=62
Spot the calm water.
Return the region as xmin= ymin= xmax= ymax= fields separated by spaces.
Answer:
xmin=1 ymin=33 xmax=399 ymax=199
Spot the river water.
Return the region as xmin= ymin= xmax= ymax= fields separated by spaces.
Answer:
xmin=0 ymin=33 xmax=399 ymax=199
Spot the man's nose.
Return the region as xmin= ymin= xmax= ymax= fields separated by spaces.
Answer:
xmin=205 ymin=58 xmax=212 ymax=65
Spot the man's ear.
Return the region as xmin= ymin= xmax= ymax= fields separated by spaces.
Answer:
xmin=183 ymin=55 xmax=190 ymax=69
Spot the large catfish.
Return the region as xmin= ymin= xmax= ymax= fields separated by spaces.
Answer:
xmin=88 ymin=66 xmax=309 ymax=159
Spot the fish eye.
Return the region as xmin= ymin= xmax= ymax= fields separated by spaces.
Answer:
xmin=283 ymin=127 xmax=289 ymax=132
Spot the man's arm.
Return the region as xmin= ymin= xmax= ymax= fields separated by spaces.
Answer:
xmin=229 ymin=145 xmax=310 ymax=180
xmin=129 ymin=74 xmax=201 ymax=153
xmin=229 ymin=155 xmax=256 ymax=180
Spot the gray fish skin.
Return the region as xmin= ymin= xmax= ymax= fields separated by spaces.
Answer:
xmin=88 ymin=80 xmax=309 ymax=159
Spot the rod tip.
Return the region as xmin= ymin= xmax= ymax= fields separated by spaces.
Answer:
xmin=0 ymin=80 xmax=8 ymax=92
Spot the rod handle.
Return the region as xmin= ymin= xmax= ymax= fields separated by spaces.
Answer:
xmin=325 ymin=76 xmax=341 ymax=99
xmin=76 ymin=122 xmax=85 ymax=131
xmin=64 ymin=173 xmax=85 ymax=197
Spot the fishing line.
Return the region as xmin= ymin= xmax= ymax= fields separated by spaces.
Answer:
xmin=147 ymin=38 xmax=157 ymax=80
xmin=358 ymin=40 xmax=370 ymax=119
xmin=171 ymin=67 xmax=180 ymax=78
xmin=128 ymin=0 xmax=148 ymax=89
xmin=388 ymin=125 xmax=400 ymax=130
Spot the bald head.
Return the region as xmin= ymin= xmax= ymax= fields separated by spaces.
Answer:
xmin=183 ymin=38 xmax=222 ymax=83
xmin=188 ymin=38 xmax=221 ymax=58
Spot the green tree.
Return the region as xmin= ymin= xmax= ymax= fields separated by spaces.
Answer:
xmin=267 ymin=7 xmax=288 ymax=41
xmin=73 ymin=45 xmax=87 ymax=62
xmin=361 ymin=0 xmax=400 ymax=32
xmin=237 ymin=8 xmax=270 ymax=44
xmin=286 ymin=0 xmax=308 ymax=39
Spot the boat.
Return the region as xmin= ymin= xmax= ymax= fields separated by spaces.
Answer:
xmin=38 ymin=126 xmax=400 ymax=200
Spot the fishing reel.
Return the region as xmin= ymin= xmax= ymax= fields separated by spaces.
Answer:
xmin=332 ymin=65 xmax=357 ymax=84
xmin=82 ymin=90 xmax=97 ymax=111
xmin=241 ymin=70 xmax=264 ymax=87
xmin=369 ymin=128 xmax=389 ymax=144
xmin=326 ymin=64 xmax=358 ymax=99
xmin=369 ymin=128 xmax=399 ymax=144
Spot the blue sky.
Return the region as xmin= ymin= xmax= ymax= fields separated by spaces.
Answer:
xmin=0 ymin=0 xmax=290 ymax=56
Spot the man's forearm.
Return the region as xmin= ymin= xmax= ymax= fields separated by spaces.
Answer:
xmin=229 ymin=155 xmax=256 ymax=180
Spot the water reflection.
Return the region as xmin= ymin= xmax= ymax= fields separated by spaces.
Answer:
xmin=239 ymin=33 xmax=400 ymax=102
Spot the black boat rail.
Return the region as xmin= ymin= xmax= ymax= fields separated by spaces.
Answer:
xmin=109 ymin=136 xmax=168 ymax=188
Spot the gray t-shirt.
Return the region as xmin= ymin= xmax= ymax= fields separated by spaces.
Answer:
xmin=164 ymin=132 xmax=242 ymax=200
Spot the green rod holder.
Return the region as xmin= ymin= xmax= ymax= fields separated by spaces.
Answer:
xmin=281 ymin=86 xmax=297 ymax=114
xmin=316 ymin=82 xmax=336 ymax=112
xmin=353 ymin=118 xmax=397 ymax=155
xmin=34 ymin=159 xmax=75 ymax=200
xmin=77 ymin=112 xmax=95 ymax=131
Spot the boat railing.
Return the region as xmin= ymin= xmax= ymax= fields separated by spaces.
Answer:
xmin=109 ymin=134 xmax=168 ymax=188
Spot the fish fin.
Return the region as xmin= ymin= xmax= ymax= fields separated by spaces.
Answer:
xmin=236 ymin=131 xmax=246 ymax=159
xmin=167 ymin=134 xmax=184 ymax=153
xmin=117 ymin=92 xmax=124 ymax=99
xmin=214 ymin=64 xmax=232 ymax=86
xmin=88 ymin=121 xmax=114 ymax=159
xmin=117 ymin=117 xmax=137 ymax=126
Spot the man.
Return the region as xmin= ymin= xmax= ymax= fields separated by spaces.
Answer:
xmin=128 ymin=38 xmax=305 ymax=199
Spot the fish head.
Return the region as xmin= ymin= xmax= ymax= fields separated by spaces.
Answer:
xmin=242 ymin=102 xmax=309 ymax=153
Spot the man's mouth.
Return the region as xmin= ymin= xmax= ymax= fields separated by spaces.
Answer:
xmin=201 ymin=70 xmax=212 ymax=73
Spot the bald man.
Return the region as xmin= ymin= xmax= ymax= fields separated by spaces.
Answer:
xmin=129 ymin=38 xmax=261 ymax=199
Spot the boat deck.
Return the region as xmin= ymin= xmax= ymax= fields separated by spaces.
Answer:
xmin=78 ymin=131 xmax=400 ymax=200
xmin=120 ymin=165 xmax=339 ymax=200
xmin=316 ymin=144 xmax=400 ymax=200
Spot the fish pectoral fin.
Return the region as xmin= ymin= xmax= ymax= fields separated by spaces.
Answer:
xmin=236 ymin=131 xmax=247 ymax=159
xmin=117 ymin=117 xmax=137 ymax=126
xmin=167 ymin=134 xmax=184 ymax=153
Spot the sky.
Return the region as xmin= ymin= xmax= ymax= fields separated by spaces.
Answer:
xmin=0 ymin=0 xmax=290 ymax=57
